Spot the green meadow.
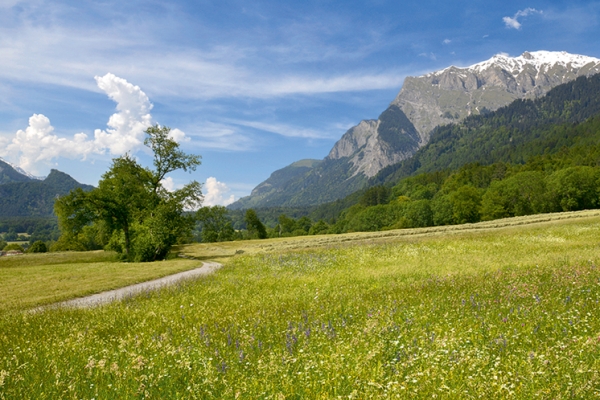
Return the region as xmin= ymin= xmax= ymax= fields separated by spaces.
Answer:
xmin=2 ymin=210 xmax=600 ymax=398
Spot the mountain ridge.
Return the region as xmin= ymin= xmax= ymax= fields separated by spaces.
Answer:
xmin=230 ymin=50 xmax=600 ymax=209
xmin=0 ymin=161 xmax=94 ymax=217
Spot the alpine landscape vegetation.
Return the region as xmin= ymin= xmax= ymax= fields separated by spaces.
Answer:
xmin=4 ymin=50 xmax=600 ymax=398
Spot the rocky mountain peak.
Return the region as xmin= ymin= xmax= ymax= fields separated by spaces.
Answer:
xmin=231 ymin=51 xmax=600 ymax=209
xmin=395 ymin=51 xmax=600 ymax=144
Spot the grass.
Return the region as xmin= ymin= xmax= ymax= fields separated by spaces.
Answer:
xmin=0 ymin=251 xmax=201 ymax=312
xmin=1 ymin=210 xmax=600 ymax=398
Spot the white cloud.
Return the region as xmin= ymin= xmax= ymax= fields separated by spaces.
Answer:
xmin=228 ymin=120 xmax=335 ymax=139
xmin=92 ymin=73 xmax=153 ymax=155
xmin=443 ymin=39 xmax=451 ymax=45
xmin=1 ymin=114 xmax=95 ymax=174
xmin=0 ymin=13 xmax=407 ymax=101
xmin=503 ymin=8 xmax=543 ymax=30
xmin=203 ymin=177 xmax=235 ymax=207
xmin=160 ymin=176 xmax=181 ymax=192
xmin=418 ymin=52 xmax=437 ymax=61
xmin=0 ymin=0 xmax=21 ymax=8
xmin=0 ymin=73 xmax=189 ymax=174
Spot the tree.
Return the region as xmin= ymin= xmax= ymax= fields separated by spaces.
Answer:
xmin=28 ymin=241 xmax=48 ymax=253
xmin=3 ymin=243 xmax=24 ymax=252
xmin=244 ymin=209 xmax=267 ymax=239
xmin=278 ymin=214 xmax=297 ymax=236
xmin=546 ymin=166 xmax=600 ymax=211
xmin=0 ymin=240 xmax=6 ymax=250
xmin=450 ymin=185 xmax=481 ymax=224
xmin=3 ymin=228 xmax=18 ymax=241
xmin=196 ymin=206 xmax=235 ymax=242
xmin=481 ymin=171 xmax=547 ymax=220
xmin=308 ymin=220 xmax=329 ymax=235
xmin=404 ymin=199 xmax=433 ymax=228
xmin=55 ymin=125 xmax=202 ymax=261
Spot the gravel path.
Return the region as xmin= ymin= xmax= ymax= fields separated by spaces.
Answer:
xmin=44 ymin=261 xmax=222 ymax=309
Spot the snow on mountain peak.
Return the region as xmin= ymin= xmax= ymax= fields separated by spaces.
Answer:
xmin=428 ymin=51 xmax=600 ymax=78
xmin=0 ymin=157 xmax=45 ymax=180
xmin=471 ymin=50 xmax=600 ymax=73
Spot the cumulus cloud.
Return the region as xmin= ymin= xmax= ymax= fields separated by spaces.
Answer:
xmin=203 ymin=177 xmax=235 ymax=207
xmin=92 ymin=73 xmax=153 ymax=155
xmin=0 ymin=73 xmax=189 ymax=175
xmin=503 ymin=8 xmax=543 ymax=30
xmin=160 ymin=176 xmax=181 ymax=192
xmin=3 ymin=114 xmax=95 ymax=174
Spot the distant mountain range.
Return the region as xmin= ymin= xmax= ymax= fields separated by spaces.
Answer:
xmin=0 ymin=158 xmax=94 ymax=217
xmin=230 ymin=51 xmax=600 ymax=209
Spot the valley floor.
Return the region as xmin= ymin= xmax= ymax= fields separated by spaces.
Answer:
xmin=2 ymin=209 xmax=600 ymax=398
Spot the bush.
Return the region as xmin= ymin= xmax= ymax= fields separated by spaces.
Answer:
xmin=28 ymin=241 xmax=48 ymax=253
xmin=0 ymin=240 xmax=6 ymax=251
xmin=3 ymin=243 xmax=24 ymax=252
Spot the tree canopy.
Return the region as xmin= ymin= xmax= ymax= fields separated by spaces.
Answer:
xmin=54 ymin=125 xmax=202 ymax=261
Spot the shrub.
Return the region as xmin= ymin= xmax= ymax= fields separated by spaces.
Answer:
xmin=28 ymin=241 xmax=48 ymax=253
xmin=3 ymin=243 xmax=24 ymax=252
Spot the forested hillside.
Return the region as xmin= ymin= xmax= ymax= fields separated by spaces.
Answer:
xmin=215 ymin=73 xmax=600 ymax=238
xmin=0 ymin=169 xmax=94 ymax=217
xmin=372 ymin=73 xmax=600 ymax=185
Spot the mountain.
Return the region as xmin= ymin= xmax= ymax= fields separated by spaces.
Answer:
xmin=231 ymin=51 xmax=600 ymax=209
xmin=372 ymin=72 xmax=600 ymax=185
xmin=1 ymin=158 xmax=37 ymax=185
xmin=304 ymin=72 xmax=600 ymax=225
xmin=0 ymin=164 xmax=94 ymax=217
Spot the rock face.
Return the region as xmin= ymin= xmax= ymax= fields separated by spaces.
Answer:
xmin=326 ymin=105 xmax=421 ymax=178
xmin=230 ymin=51 xmax=600 ymax=209
xmin=395 ymin=51 xmax=600 ymax=145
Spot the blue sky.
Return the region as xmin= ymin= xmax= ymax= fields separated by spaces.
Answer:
xmin=1 ymin=0 xmax=599 ymax=205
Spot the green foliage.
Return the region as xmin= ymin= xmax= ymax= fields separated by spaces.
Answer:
xmin=0 ymin=240 xmax=6 ymax=250
xmin=403 ymin=199 xmax=433 ymax=227
xmin=546 ymin=166 xmax=600 ymax=212
xmin=449 ymin=185 xmax=482 ymax=224
xmin=4 ymin=218 xmax=600 ymax=397
xmin=196 ymin=206 xmax=235 ymax=243
xmin=3 ymin=243 xmax=24 ymax=252
xmin=432 ymin=195 xmax=454 ymax=226
xmin=244 ymin=209 xmax=267 ymax=239
xmin=373 ymin=74 xmax=600 ymax=187
xmin=231 ymin=157 xmax=367 ymax=209
xmin=0 ymin=169 xmax=94 ymax=218
xmin=308 ymin=220 xmax=329 ymax=235
xmin=481 ymin=171 xmax=548 ymax=220
xmin=27 ymin=241 xmax=48 ymax=253
xmin=376 ymin=104 xmax=421 ymax=151
xmin=278 ymin=214 xmax=297 ymax=235
xmin=359 ymin=185 xmax=391 ymax=207
xmin=2 ymin=228 xmax=18 ymax=241
xmin=54 ymin=125 xmax=202 ymax=261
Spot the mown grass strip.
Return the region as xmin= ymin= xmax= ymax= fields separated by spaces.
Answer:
xmin=0 ymin=251 xmax=201 ymax=312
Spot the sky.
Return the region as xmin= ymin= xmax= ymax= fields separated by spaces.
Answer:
xmin=1 ymin=0 xmax=600 ymax=206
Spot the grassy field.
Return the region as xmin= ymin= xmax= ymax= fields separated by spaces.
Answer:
xmin=0 ymin=251 xmax=202 ymax=312
xmin=2 ymin=210 xmax=600 ymax=398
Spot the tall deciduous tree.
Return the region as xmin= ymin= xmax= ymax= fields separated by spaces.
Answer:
xmin=196 ymin=206 xmax=235 ymax=243
xmin=55 ymin=125 xmax=203 ymax=261
xmin=244 ymin=209 xmax=267 ymax=239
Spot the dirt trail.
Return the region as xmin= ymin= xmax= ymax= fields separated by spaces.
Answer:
xmin=43 ymin=261 xmax=222 ymax=310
